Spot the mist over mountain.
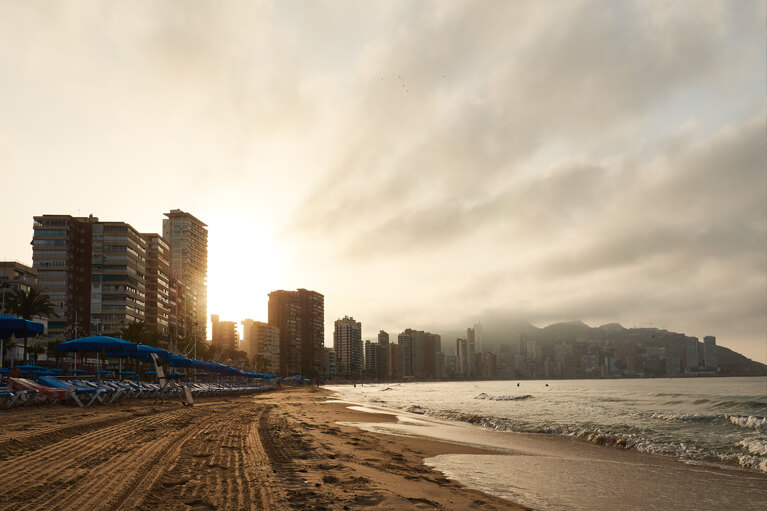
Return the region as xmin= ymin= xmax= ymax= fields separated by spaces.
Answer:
xmin=442 ymin=318 xmax=767 ymax=376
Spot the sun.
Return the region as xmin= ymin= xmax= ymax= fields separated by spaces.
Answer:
xmin=205 ymin=214 xmax=283 ymax=339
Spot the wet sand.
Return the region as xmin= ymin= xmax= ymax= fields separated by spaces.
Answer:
xmin=0 ymin=387 xmax=524 ymax=510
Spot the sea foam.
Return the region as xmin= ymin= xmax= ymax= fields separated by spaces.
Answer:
xmin=728 ymin=415 xmax=767 ymax=430
xmin=475 ymin=393 xmax=532 ymax=401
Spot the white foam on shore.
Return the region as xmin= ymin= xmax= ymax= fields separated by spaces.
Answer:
xmin=738 ymin=438 xmax=767 ymax=456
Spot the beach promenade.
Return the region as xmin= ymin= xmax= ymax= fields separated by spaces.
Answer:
xmin=0 ymin=387 xmax=521 ymax=510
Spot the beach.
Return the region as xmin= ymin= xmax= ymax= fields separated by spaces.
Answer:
xmin=0 ymin=387 xmax=522 ymax=510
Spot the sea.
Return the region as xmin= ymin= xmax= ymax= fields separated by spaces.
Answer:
xmin=326 ymin=377 xmax=767 ymax=510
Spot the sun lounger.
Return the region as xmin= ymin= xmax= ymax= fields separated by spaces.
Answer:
xmin=8 ymin=377 xmax=73 ymax=403
xmin=37 ymin=376 xmax=103 ymax=407
xmin=0 ymin=387 xmax=36 ymax=408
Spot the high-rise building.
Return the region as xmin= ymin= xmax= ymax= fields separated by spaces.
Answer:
xmin=467 ymin=327 xmax=477 ymax=376
xmin=141 ymin=233 xmax=170 ymax=347
xmin=298 ymin=289 xmax=324 ymax=379
xmin=162 ymin=209 xmax=208 ymax=343
xmin=211 ymin=314 xmax=238 ymax=353
xmin=376 ymin=330 xmax=390 ymax=380
xmin=167 ymin=275 xmax=186 ymax=352
xmin=364 ymin=340 xmax=377 ymax=374
xmin=473 ymin=322 xmax=483 ymax=353
xmin=90 ymin=222 xmax=147 ymax=336
xmin=388 ymin=343 xmax=402 ymax=380
xmin=684 ymin=336 xmax=699 ymax=373
xmin=32 ymin=214 xmax=98 ymax=338
xmin=241 ymin=319 xmax=280 ymax=374
xmin=703 ymin=336 xmax=718 ymax=370
xmin=322 ymin=347 xmax=336 ymax=380
xmin=456 ymin=338 xmax=468 ymax=376
xmin=398 ymin=330 xmax=415 ymax=379
xmin=268 ymin=288 xmax=324 ymax=378
xmin=334 ymin=316 xmax=362 ymax=379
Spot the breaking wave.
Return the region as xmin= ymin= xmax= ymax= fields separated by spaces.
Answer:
xmin=474 ymin=393 xmax=533 ymax=401
xmin=738 ymin=438 xmax=767 ymax=456
xmin=651 ymin=412 xmax=717 ymax=421
xmin=728 ymin=415 xmax=767 ymax=430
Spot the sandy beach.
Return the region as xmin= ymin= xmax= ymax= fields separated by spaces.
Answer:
xmin=0 ymin=387 xmax=523 ymax=510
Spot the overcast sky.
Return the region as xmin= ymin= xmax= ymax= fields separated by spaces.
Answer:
xmin=0 ymin=1 xmax=764 ymax=362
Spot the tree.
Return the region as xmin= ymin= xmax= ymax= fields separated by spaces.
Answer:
xmin=119 ymin=321 xmax=161 ymax=347
xmin=5 ymin=288 xmax=57 ymax=362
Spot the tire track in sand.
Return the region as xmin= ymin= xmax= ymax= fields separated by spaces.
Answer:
xmin=0 ymin=405 xmax=203 ymax=510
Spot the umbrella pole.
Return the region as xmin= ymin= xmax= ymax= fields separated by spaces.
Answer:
xmin=97 ymin=352 xmax=100 ymax=386
xmin=0 ymin=338 xmax=3 ymax=369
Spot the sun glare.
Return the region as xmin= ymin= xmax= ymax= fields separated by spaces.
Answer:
xmin=206 ymin=215 xmax=282 ymax=338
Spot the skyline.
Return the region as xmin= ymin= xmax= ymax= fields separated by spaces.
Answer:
xmin=0 ymin=1 xmax=764 ymax=363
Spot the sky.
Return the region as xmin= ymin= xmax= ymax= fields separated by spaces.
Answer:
xmin=0 ymin=1 xmax=764 ymax=363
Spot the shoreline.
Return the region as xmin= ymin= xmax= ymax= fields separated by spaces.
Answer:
xmin=324 ymin=386 xmax=767 ymax=510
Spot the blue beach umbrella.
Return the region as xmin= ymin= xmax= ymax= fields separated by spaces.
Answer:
xmin=144 ymin=370 xmax=157 ymax=375
xmin=57 ymin=336 xmax=138 ymax=353
xmin=120 ymin=371 xmax=136 ymax=376
xmin=0 ymin=314 xmax=45 ymax=339
xmin=70 ymin=369 xmax=86 ymax=374
xmin=97 ymin=369 xmax=112 ymax=375
xmin=168 ymin=371 xmax=184 ymax=377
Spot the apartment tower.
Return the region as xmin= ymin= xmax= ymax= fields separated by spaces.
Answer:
xmin=334 ymin=316 xmax=362 ymax=379
xmin=162 ymin=210 xmax=208 ymax=343
xmin=141 ymin=233 xmax=171 ymax=347
xmin=267 ymin=288 xmax=324 ymax=378
xmin=32 ymin=214 xmax=98 ymax=338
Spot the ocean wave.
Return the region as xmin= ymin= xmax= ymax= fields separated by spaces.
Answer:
xmin=735 ymin=455 xmax=767 ymax=473
xmin=651 ymin=412 xmax=717 ymax=421
xmin=475 ymin=393 xmax=533 ymax=401
xmin=738 ymin=438 xmax=767 ymax=456
xmin=728 ymin=415 xmax=767 ymax=430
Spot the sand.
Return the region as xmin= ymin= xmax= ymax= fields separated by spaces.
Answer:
xmin=0 ymin=387 xmax=524 ymax=510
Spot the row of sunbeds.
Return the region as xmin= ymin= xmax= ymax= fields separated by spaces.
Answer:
xmin=0 ymin=376 xmax=274 ymax=408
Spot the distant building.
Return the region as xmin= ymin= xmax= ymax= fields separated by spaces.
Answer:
xmin=163 ymin=209 xmax=208 ymax=342
xmin=703 ymin=336 xmax=718 ymax=370
xmin=398 ymin=330 xmax=415 ymax=379
xmin=473 ymin=323 xmax=483 ymax=353
xmin=456 ymin=338 xmax=468 ymax=376
xmin=364 ymin=340 xmax=377 ymax=375
xmin=467 ymin=327 xmax=477 ymax=376
xmin=0 ymin=261 xmax=38 ymax=300
xmin=684 ymin=336 xmax=699 ymax=373
xmin=241 ymin=319 xmax=280 ymax=374
xmin=167 ymin=275 xmax=186 ymax=352
xmin=321 ymin=347 xmax=336 ymax=380
xmin=267 ymin=288 xmax=324 ymax=378
xmin=334 ymin=316 xmax=362 ymax=379
xmin=141 ymin=233 xmax=171 ymax=347
xmin=388 ymin=342 xmax=402 ymax=380
xmin=211 ymin=314 xmax=238 ymax=352
xmin=378 ymin=330 xmax=390 ymax=378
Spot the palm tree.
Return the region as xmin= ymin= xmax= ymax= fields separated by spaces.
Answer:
xmin=120 ymin=321 xmax=147 ymax=343
xmin=5 ymin=288 xmax=57 ymax=362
